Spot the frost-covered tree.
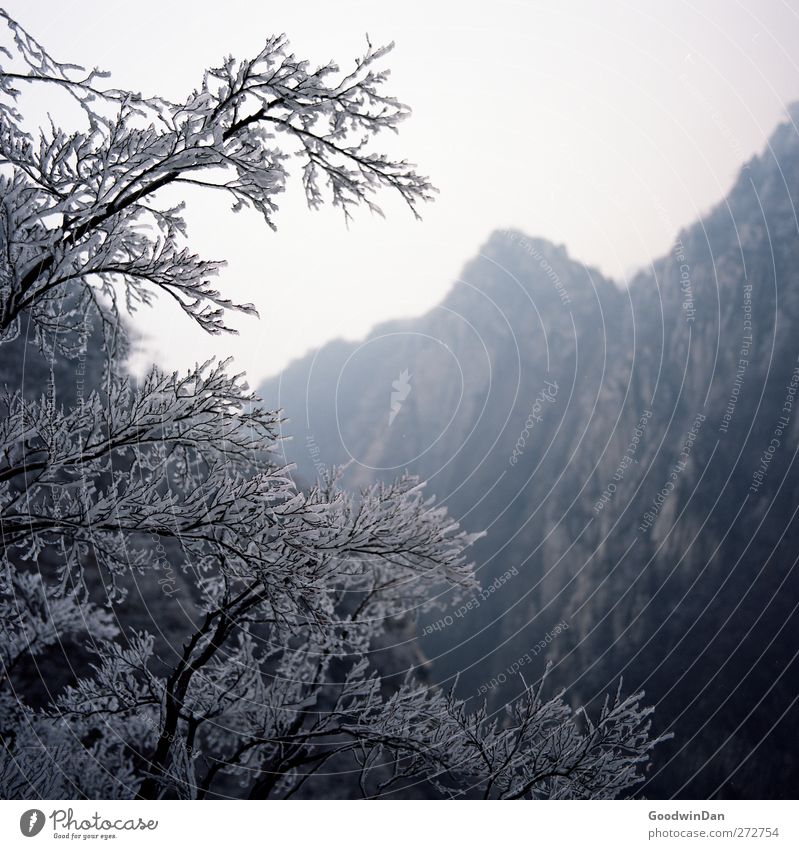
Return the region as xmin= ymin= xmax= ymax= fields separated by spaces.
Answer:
xmin=0 ymin=10 xmax=666 ymax=799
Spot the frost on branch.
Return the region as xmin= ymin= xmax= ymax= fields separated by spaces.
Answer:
xmin=0 ymin=10 xmax=666 ymax=801
xmin=0 ymin=10 xmax=434 ymax=345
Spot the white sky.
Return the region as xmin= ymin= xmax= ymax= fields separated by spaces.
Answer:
xmin=5 ymin=0 xmax=799 ymax=382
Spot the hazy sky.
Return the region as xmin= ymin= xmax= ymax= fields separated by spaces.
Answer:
xmin=5 ymin=0 xmax=799 ymax=382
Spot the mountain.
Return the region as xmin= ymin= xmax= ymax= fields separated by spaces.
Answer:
xmin=258 ymin=105 xmax=799 ymax=799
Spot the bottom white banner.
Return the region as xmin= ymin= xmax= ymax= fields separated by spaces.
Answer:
xmin=0 ymin=799 xmax=795 ymax=849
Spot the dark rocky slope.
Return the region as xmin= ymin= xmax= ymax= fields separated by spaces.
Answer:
xmin=259 ymin=106 xmax=799 ymax=799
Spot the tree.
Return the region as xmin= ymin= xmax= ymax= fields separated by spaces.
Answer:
xmin=0 ymin=9 xmax=666 ymax=799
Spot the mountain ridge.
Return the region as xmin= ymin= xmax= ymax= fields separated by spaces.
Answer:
xmin=258 ymin=105 xmax=799 ymax=798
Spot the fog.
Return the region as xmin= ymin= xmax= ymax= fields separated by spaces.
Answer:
xmin=6 ymin=0 xmax=799 ymax=382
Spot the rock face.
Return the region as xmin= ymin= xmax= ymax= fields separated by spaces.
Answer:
xmin=259 ymin=106 xmax=799 ymax=799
